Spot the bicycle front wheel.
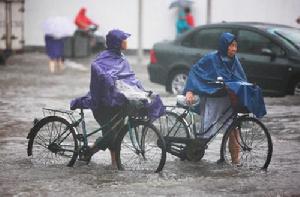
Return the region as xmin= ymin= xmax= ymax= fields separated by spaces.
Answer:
xmin=115 ymin=120 xmax=166 ymax=173
xmin=220 ymin=116 xmax=273 ymax=170
xmin=27 ymin=116 xmax=79 ymax=167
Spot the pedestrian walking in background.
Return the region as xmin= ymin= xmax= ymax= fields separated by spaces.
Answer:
xmin=184 ymin=7 xmax=195 ymax=28
xmin=42 ymin=16 xmax=75 ymax=73
xmin=176 ymin=11 xmax=191 ymax=36
xmin=44 ymin=35 xmax=64 ymax=73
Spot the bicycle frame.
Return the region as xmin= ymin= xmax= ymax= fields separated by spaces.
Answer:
xmin=165 ymin=103 xmax=237 ymax=143
xmin=42 ymin=108 xmax=134 ymax=149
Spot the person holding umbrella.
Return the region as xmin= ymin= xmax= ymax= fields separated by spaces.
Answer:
xmin=42 ymin=16 xmax=75 ymax=73
xmin=169 ymin=0 xmax=195 ymax=36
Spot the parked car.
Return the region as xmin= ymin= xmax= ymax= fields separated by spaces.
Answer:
xmin=147 ymin=22 xmax=300 ymax=96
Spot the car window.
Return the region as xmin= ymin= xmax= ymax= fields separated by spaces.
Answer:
xmin=271 ymin=28 xmax=300 ymax=51
xmin=238 ymin=30 xmax=285 ymax=56
xmin=182 ymin=28 xmax=232 ymax=49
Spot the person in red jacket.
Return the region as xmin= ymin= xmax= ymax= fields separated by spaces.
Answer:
xmin=184 ymin=7 xmax=195 ymax=28
xmin=75 ymin=7 xmax=98 ymax=32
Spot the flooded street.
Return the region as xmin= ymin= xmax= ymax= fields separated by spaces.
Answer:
xmin=0 ymin=52 xmax=300 ymax=196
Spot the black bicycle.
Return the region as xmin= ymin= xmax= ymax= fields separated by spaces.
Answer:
xmin=155 ymin=83 xmax=273 ymax=170
xmin=27 ymin=104 xmax=167 ymax=173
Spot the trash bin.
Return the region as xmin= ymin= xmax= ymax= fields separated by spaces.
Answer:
xmin=73 ymin=30 xmax=90 ymax=58
xmin=0 ymin=49 xmax=12 ymax=65
xmin=63 ymin=36 xmax=73 ymax=58
xmin=92 ymin=35 xmax=106 ymax=53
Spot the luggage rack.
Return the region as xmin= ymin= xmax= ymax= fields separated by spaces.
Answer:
xmin=42 ymin=108 xmax=77 ymax=123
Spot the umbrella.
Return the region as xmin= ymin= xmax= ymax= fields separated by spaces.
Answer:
xmin=42 ymin=16 xmax=76 ymax=38
xmin=169 ymin=0 xmax=194 ymax=9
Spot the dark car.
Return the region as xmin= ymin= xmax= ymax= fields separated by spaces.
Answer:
xmin=147 ymin=22 xmax=300 ymax=96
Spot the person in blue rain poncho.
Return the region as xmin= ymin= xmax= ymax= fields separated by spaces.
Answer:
xmin=70 ymin=29 xmax=165 ymax=167
xmin=184 ymin=32 xmax=266 ymax=164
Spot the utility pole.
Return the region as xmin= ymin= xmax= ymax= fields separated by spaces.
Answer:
xmin=137 ymin=0 xmax=143 ymax=66
xmin=206 ymin=0 xmax=212 ymax=24
xmin=5 ymin=1 xmax=12 ymax=50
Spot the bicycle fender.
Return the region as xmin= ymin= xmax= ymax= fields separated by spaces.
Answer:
xmin=27 ymin=118 xmax=41 ymax=139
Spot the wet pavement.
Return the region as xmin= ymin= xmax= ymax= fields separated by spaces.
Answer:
xmin=0 ymin=52 xmax=300 ymax=196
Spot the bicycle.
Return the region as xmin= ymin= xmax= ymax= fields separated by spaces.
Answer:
xmin=26 ymin=104 xmax=167 ymax=173
xmin=155 ymin=82 xmax=273 ymax=170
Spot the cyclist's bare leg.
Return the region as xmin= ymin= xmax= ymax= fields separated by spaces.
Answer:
xmin=81 ymin=143 xmax=117 ymax=167
xmin=228 ymin=128 xmax=240 ymax=164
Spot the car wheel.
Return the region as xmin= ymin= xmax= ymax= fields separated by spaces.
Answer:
xmin=167 ymin=70 xmax=189 ymax=95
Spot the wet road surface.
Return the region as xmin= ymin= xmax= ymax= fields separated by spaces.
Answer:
xmin=0 ymin=52 xmax=300 ymax=196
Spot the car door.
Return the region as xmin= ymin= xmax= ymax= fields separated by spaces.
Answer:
xmin=236 ymin=29 xmax=289 ymax=96
xmin=181 ymin=28 xmax=233 ymax=66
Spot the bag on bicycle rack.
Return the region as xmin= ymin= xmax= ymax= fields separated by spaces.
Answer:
xmin=115 ymin=80 xmax=150 ymax=118
xmin=126 ymin=99 xmax=149 ymax=118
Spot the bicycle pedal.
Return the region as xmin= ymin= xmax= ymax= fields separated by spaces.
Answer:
xmin=78 ymin=146 xmax=93 ymax=163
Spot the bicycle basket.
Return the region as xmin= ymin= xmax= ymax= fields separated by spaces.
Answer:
xmin=126 ymin=99 xmax=149 ymax=118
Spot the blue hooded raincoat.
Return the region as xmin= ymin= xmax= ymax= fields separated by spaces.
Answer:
xmin=70 ymin=29 xmax=165 ymax=120
xmin=184 ymin=32 xmax=266 ymax=118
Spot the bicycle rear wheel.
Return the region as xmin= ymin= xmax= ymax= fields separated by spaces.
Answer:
xmin=115 ymin=120 xmax=166 ymax=173
xmin=154 ymin=110 xmax=191 ymax=138
xmin=27 ymin=116 xmax=78 ymax=167
xmin=220 ymin=116 xmax=273 ymax=170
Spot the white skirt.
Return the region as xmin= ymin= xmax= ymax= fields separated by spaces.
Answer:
xmin=199 ymin=96 xmax=232 ymax=138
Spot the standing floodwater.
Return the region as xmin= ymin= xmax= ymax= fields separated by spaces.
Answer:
xmin=0 ymin=53 xmax=300 ymax=196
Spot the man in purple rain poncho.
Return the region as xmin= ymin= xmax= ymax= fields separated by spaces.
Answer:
xmin=70 ymin=29 xmax=165 ymax=166
xmin=184 ymin=32 xmax=266 ymax=164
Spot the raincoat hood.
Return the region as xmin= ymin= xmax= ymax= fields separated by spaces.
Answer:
xmin=106 ymin=29 xmax=131 ymax=50
xmin=75 ymin=7 xmax=96 ymax=30
xmin=79 ymin=7 xmax=86 ymax=15
xmin=218 ymin=32 xmax=236 ymax=57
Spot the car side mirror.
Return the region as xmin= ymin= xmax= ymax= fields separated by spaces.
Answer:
xmin=261 ymin=48 xmax=276 ymax=61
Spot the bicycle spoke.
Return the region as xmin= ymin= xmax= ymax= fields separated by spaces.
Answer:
xmin=221 ymin=117 xmax=272 ymax=170
xmin=117 ymin=121 xmax=166 ymax=172
xmin=29 ymin=116 xmax=78 ymax=167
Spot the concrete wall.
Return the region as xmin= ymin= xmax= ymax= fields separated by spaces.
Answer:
xmin=24 ymin=0 xmax=300 ymax=49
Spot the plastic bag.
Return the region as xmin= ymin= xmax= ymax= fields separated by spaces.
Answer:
xmin=115 ymin=80 xmax=149 ymax=102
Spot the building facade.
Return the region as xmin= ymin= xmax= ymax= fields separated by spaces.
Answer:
xmin=21 ymin=0 xmax=300 ymax=50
